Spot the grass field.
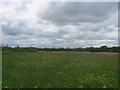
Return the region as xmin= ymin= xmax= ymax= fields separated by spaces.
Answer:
xmin=2 ymin=51 xmax=118 ymax=88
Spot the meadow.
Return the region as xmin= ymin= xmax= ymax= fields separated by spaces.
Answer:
xmin=2 ymin=50 xmax=118 ymax=88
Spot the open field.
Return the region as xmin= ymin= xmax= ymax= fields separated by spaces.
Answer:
xmin=2 ymin=51 xmax=118 ymax=88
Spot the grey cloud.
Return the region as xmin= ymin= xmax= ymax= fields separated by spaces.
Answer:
xmin=2 ymin=20 xmax=35 ymax=36
xmin=2 ymin=25 xmax=23 ymax=36
xmin=40 ymin=2 xmax=117 ymax=25
xmin=1 ymin=2 xmax=118 ymax=47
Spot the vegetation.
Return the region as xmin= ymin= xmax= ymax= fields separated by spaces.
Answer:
xmin=2 ymin=50 xmax=118 ymax=88
xmin=2 ymin=45 xmax=120 ymax=52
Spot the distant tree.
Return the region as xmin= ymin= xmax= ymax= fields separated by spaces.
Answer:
xmin=100 ymin=46 xmax=108 ymax=52
xmin=16 ymin=45 xmax=19 ymax=48
xmin=6 ymin=44 xmax=9 ymax=47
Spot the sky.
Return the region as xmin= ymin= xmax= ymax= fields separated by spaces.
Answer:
xmin=1 ymin=1 xmax=119 ymax=48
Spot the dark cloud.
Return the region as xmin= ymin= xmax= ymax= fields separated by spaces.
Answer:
xmin=2 ymin=25 xmax=23 ymax=36
xmin=2 ymin=20 xmax=35 ymax=36
xmin=40 ymin=2 xmax=117 ymax=25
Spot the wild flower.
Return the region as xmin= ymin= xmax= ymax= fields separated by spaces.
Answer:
xmin=79 ymin=85 xmax=83 ymax=88
xmin=102 ymin=85 xmax=106 ymax=88
xmin=4 ymin=86 xmax=8 ymax=88
xmin=110 ymin=84 xmax=112 ymax=87
xmin=34 ymin=86 xmax=37 ymax=88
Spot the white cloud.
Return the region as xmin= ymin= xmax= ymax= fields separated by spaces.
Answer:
xmin=1 ymin=2 xmax=118 ymax=47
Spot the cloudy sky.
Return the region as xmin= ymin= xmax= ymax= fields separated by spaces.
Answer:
xmin=1 ymin=1 xmax=118 ymax=48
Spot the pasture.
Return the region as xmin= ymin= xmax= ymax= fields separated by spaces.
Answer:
xmin=2 ymin=51 xmax=118 ymax=88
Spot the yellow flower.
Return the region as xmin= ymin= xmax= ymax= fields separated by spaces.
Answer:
xmin=34 ymin=86 xmax=37 ymax=88
xmin=4 ymin=86 xmax=8 ymax=88
xmin=79 ymin=85 xmax=83 ymax=88
xmin=90 ymin=77 xmax=92 ymax=79
xmin=110 ymin=84 xmax=112 ymax=87
xmin=102 ymin=85 xmax=106 ymax=88
xmin=59 ymin=72 xmax=64 ymax=74
xmin=60 ymin=72 xmax=62 ymax=74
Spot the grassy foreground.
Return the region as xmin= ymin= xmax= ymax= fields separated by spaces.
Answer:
xmin=2 ymin=51 xmax=118 ymax=88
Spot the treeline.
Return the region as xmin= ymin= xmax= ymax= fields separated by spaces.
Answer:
xmin=1 ymin=45 xmax=120 ymax=52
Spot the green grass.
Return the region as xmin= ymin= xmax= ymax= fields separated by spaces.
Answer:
xmin=2 ymin=51 xmax=118 ymax=88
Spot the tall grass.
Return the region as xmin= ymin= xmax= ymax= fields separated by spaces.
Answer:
xmin=2 ymin=51 xmax=118 ymax=88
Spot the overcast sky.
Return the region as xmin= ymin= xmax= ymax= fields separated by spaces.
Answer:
xmin=1 ymin=1 xmax=118 ymax=48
